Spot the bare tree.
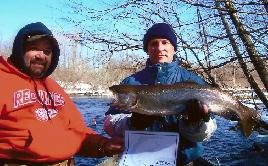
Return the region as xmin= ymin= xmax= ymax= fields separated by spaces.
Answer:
xmin=215 ymin=0 xmax=268 ymax=108
xmin=0 ymin=39 xmax=12 ymax=57
xmin=224 ymin=0 xmax=268 ymax=92
xmin=60 ymin=0 xmax=268 ymax=108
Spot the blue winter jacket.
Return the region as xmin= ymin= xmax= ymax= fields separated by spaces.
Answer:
xmin=106 ymin=58 xmax=208 ymax=165
xmin=121 ymin=59 xmax=206 ymax=85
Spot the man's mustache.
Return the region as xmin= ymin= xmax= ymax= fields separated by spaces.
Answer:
xmin=30 ymin=59 xmax=47 ymax=65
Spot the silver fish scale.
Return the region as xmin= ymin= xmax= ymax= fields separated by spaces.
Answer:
xmin=136 ymin=88 xmax=232 ymax=114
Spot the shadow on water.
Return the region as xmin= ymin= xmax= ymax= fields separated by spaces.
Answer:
xmin=72 ymin=96 xmax=268 ymax=166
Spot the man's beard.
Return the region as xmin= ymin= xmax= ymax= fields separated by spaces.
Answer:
xmin=26 ymin=62 xmax=48 ymax=78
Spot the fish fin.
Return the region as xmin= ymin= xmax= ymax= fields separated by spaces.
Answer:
xmin=109 ymin=84 xmax=139 ymax=94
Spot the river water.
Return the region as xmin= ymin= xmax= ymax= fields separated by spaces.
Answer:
xmin=72 ymin=96 xmax=268 ymax=166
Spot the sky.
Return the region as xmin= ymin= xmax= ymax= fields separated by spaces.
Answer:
xmin=0 ymin=0 xmax=225 ymax=64
xmin=1 ymin=0 xmax=56 ymax=42
xmin=0 ymin=0 xmax=104 ymax=42
xmin=0 ymin=0 xmax=200 ymax=64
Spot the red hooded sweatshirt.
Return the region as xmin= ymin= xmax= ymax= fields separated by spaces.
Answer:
xmin=0 ymin=56 xmax=98 ymax=162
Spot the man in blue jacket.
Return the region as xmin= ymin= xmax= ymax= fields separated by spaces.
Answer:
xmin=104 ymin=23 xmax=217 ymax=166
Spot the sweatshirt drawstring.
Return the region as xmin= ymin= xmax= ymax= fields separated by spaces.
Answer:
xmin=42 ymin=80 xmax=56 ymax=109
xmin=33 ymin=79 xmax=51 ymax=120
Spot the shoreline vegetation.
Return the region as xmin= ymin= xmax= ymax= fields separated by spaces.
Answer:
xmin=57 ymin=81 xmax=113 ymax=97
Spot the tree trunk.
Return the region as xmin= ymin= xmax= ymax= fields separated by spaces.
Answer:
xmin=216 ymin=0 xmax=268 ymax=109
xmin=224 ymin=0 xmax=268 ymax=92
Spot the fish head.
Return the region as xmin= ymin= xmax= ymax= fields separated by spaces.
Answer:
xmin=109 ymin=85 xmax=139 ymax=111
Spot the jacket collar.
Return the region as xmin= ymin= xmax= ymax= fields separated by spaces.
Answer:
xmin=145 ymin=58 xmax=180 ymax=72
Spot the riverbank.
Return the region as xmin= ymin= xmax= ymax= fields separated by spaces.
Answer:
xmin=57 ymin=81 xmax=113 ymax=97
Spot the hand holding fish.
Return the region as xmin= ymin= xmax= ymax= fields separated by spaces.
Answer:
xmin=183 ymin=99 xmax=210 ymax=124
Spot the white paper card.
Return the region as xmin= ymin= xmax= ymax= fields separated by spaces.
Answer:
xmin=119 ymin=130 xmax=180 ymax=166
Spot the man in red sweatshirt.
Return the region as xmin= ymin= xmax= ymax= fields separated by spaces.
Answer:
xmin=0 ymin=22 xmax=123 ymax=165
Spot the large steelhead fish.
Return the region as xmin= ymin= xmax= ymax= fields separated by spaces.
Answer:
xmin=109 ymin=83 xmax=262 ymax=137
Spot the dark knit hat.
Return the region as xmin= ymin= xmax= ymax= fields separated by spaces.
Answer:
xmin=143 ymin=23 xmax=177 ymax=52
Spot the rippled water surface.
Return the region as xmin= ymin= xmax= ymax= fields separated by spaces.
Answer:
xmin=72 ymin=96 xmax=268 ymax=166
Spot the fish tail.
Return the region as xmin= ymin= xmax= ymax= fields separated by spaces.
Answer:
xmin=237 ymin=105 xmax=261 ymax=137
xmin=238 ymin=117 xmax=257 ymax=137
